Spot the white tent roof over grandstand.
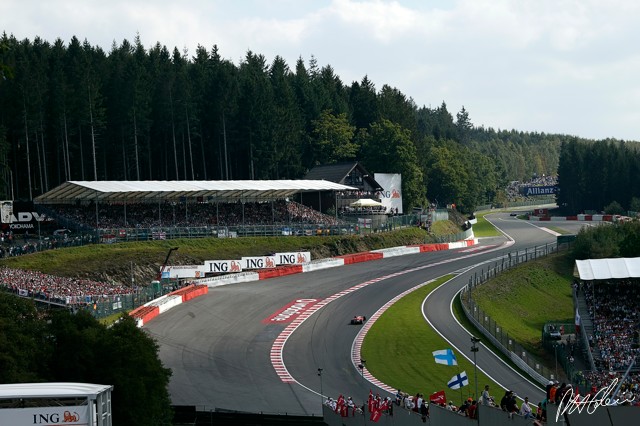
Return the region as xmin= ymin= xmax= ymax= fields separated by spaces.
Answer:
xmin=0 ymin=382 xmax=113 ymax=399
xmin=574 ymin=257 xmax=640 ymax=280
xmin=34 ymin=180 xmax=357 ymax=204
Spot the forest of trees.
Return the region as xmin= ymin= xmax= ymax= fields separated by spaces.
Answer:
xmin=557 ymin=139 xmax=640 ymax=214
xmin=0 ymin=33 xmax=618 ymax=212
xmin=0 ymin=293 xmax=173 ymax=425
xmin=572 ymin=220 xmax=640 ymax=260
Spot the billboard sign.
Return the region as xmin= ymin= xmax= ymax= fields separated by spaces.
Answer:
xmin=0 ymin=200 xmax=55 ymax=232
xmin=520 ymin=186 xmax=557 ymax=196
xmin=275 ymin=252 xmax=310 ymax=265
xmin=0 ymin=405 xmax=89 ymax=425
xmin=374 ymin=173 xmax=403 ymax=214
xmin=241 ymin=256 xmax=277 ymax=269
xmin=163 ymin=265 xmax=208 ymax=279
xmin=204 ymin=260 xmax=243 ymax=274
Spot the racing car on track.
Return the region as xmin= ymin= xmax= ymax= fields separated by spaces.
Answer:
xmin=350 ymin=315 xmax=366 ymax=325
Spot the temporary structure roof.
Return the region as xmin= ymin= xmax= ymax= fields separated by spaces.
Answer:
xmin=0 ymin=382 xmax=113 ymax=399
xmin=34 ymin=180 xmax=357 ymax=204
xmin=574 ymin=257 xmax=640 ymax=281
xmin=350 ymin=198 xmax=383 ymax=207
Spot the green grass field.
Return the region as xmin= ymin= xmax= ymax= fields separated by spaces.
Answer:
xmin=469 ymin=253 xmax=574 ymax=357
xmin=361 ymin=276 xmax=504 ymax=403
xmin=472 ymin=212 xmax=502 ymax=237
xmin=361 ymin=216 xmax=574 ymax=402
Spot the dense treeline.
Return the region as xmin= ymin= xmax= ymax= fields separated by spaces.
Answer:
xmin=0 ymin=34 xmax=604 ymax=211
xmin=557 ymin=139 xmax=640 ymax=214
xmin=572 ymin=221 xmax=640 ymax=260
xmin=0 ymin=293 xmax=173 ymax=425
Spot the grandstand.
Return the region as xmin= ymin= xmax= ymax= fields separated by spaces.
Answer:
xmin=574 ymin=258 xmax=640 ymax=396
xmin=30 ymin=180 xmax=357 ymax=240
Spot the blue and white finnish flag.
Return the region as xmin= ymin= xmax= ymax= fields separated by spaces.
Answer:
xmin=447 ymin=371 xmax=469 ymax=390
xmin=432 ymin=349 xmax=457 ymax=366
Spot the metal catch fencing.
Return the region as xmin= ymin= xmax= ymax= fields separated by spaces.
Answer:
xmin=459 ymin=242 xmax=572 ymax=385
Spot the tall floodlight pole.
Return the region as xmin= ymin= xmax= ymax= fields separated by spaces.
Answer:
xmin=471 ymin=337 xmax=480 ymax=400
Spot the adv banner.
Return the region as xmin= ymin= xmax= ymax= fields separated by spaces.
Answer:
xmin=241 ymin=256 xmax=277 ymax=269
xmin=163 ymin=265 xmax=207 ymax=279
xmin=0 ymin=405 xmax=89 ymax=426
xmin=374 ymin=173 xmax=403 ymax=214
xmin=275 ymin=252 xmax=311 ymax=265
xmin=204 ymin=260 xmax=243 ymax=274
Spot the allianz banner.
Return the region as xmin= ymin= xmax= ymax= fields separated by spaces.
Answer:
xmin=374 ymin=173 xmax=403 ymax=214
xmin=520 ymin=186 xmax=557 ymax=196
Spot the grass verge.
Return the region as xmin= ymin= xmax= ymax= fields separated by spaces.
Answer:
xmin=472 ymin=212 xmax=502 ymax=237
xmin=469 ymin=253 xmax=574 ymax=358
xmin=361 ymin=275 xmax=504 ymax=403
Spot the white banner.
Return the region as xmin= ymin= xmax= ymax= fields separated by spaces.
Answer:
xmin=163 ymin=265 xmax=208 ymax=279
xmin=241 ymin=256 xmax=277 ymax=269
xmin=358 ymin=218 xmax=372 ymax=229
xmin=0 ymin=405 xmax=90 ymax=426
xmin=275 ymin=252 xmax=311 ymax=265
xmin=204 ymin=260 xmax=243 ymax=274
xmin=1 ymin=200 xmax=13 ymax=224
xmin=374 ymin=173 xmax=403 ymax=214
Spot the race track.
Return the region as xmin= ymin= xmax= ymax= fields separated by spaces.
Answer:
xmin=144 ymin=212 xmax=587 ymax=415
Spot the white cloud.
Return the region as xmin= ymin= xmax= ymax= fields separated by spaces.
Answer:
xmin=1 ymin=0 xmax=638 ymax=140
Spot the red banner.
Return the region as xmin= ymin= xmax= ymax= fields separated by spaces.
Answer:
xmin=430 ymin=390 xmax=446 ymax=405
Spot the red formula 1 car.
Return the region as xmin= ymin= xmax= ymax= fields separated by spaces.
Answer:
xmin=350 ymin=315 xmax=367 ymax=325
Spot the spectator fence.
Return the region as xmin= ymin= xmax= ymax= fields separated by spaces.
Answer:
xmin=460 ymin=242 xmax=572 ymax=385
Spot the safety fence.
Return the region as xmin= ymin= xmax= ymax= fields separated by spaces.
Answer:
xmin=459 ymin=242 xmax=571 ymax=385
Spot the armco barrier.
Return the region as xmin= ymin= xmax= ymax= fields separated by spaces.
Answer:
xmin=302 ymin=258 xmax=346 ymax=272
xmin=338 ymin=252 xmax=384 ymax=264
xmin=178 ymin=285 xmax=208 ymax=301
xmin=371 ymin=246 xmax=420 ymax=258
xmin=258 ymin=265 xmax=303 ymax=279
xmin=129 ymin=284 xmax=209 ymax=326
xmin=157 ymin=295 xmax=183 ymax=314
xmin=134 ymin=236 xmax=479 ymax=327
xmin=197 ymin=271 xmax=260 ymax=286
xmin=130 ymin=305 xmax=159 ymax=327
xmin=417 ymin=243 xmax=450 ymax=252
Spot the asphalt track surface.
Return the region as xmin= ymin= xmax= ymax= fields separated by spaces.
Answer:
xmin=145 ymin=212 xmax=589 ymax=416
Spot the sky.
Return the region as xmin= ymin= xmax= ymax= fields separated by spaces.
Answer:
xmin=2 ymin=0 xmax=639 ymax=141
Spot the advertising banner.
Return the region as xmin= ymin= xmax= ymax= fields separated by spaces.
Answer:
xmin=275 ymin=252 xmax=311 ymax=265
xmin=241 ymin=256 xmax=277 ymax=270
xmin=204 ymin=260 xmax=243 ymax=274
xmin=374 ymin=173 xmax=403 ymax=214
xmin=0 ymin=200 xmax=54 ymax=232
xmin=163 ymin=265 xmax=208 ymax=279
xmin=0 ymin=405 xmax=89 ymax=426
xmin=520 ymin=186 xmax=557 ymax=196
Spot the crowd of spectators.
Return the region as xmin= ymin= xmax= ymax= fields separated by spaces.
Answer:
xmin=47 ymin=199 xmax=344 ymax=230
xmin=0 ymin=267 xmax=135 ymax=305
xmin=581 ymin=280 xmax=640 ymax=394
xmin=0 ymin=231 xmax=92 ymax=258
xmin=505 ymin=175 xmax=558 ymax=202
xmin=325 ymin=385 xmax=543 ymax=423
